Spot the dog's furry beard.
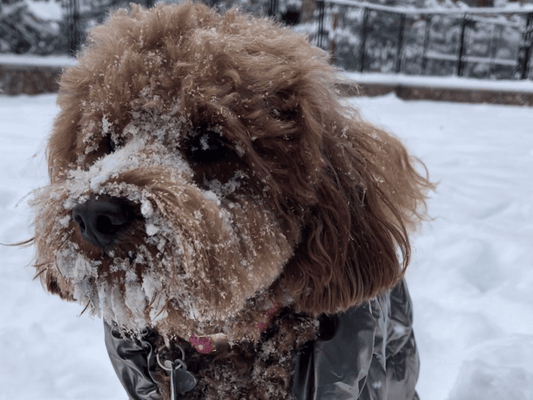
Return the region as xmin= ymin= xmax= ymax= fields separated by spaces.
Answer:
xmin=31 ymin=107 xmax=293 ymax=343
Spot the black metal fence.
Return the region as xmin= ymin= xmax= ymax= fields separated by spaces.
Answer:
xmin=61 ymin=0 xmax=533 ymax=79
xmin=315 ymin=1 xmax=533 ymax=80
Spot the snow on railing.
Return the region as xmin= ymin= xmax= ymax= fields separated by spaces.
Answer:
xmin=319 ymin=0 xmax=533 ymax=15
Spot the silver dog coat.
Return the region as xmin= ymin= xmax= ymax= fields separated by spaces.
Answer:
xmin=104 ymin=280 xmax=420 ymax=400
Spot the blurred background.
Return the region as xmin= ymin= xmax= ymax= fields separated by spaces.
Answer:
xmin=1 ymin=0 xmax=532 ymax=80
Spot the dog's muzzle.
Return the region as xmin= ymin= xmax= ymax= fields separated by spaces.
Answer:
xmin=73 ymin=196 xmax=136 ymax=250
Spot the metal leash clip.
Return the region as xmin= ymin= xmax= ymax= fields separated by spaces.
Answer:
xmin=157 ymin=345 xmax=197 ymax=400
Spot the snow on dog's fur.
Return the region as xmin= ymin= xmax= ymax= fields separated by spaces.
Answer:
xmin=29 ymin=3 xmax=433 ymax=398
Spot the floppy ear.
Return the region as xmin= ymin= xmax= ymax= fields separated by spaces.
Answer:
xmin=282 ymin=115 xmax=434 ymax=316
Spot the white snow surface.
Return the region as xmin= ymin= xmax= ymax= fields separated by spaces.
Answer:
xmin=1 ymin=93 xmax=533 ymax=400
xmin=344 ymin=71 xmax=533 ymax=93
xmin=0 ymin=53 xmax=76 ymax=67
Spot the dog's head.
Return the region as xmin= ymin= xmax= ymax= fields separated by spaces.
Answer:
xmin=31 ymin=3 xmax=432 ymax=341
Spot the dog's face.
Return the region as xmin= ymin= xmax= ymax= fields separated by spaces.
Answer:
xmin=31 ymin=3 xmax=431 ymax=341
xmin=34 ymin=106 xmax=295 ymax=338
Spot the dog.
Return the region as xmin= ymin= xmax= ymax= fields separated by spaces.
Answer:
xmin=29 ymin=3 xmax=433 ymax=399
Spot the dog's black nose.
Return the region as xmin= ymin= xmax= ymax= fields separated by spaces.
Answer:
xmin=73 ymin=197 xmax=134 ymax=250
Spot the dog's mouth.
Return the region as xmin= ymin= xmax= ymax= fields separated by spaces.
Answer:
xmin=35 ymin=175 xmax=292 ymax=336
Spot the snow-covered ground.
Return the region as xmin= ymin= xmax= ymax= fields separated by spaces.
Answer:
xmin=349 ymin=95 xmax=533 ymax=400
xmin=344 ymin=71 xmax=533 ymax=94
xmin=0 ymin=95 xmax=125 ymax=400
xmin=1 ymin=93 xmax=532 ymax=400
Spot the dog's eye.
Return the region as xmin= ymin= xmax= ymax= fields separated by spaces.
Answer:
xmin=104 ymin=134 xmax=123 ymax=154
xmin=184 ymin=132 xmax=231 ymax=164
xmin=105 ymin=134 xmax=116 ymax=154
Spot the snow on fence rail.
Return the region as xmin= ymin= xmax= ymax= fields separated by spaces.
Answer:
xmin=315 ymin=0 xmax=533 ymax=80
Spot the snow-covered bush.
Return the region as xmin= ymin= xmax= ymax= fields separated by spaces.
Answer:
xmin=0 ymin=0 xmax=66 ymax=54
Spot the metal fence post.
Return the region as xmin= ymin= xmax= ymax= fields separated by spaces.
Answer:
xmin=330 ymin=12 xmax=338 ymax=63
xmin=457 ymin=13 xmax=468 ymax=77
xmin=67 ymin=0 xmax=81 ymax=54
xmin=488 ymin=24 xmax=500 ymax=77
xmin=421 ymin=15 xmax=432 ymax=75
xmin=359 ymin=7 xmax=369 ymax=72
xmin=268 ymin=0 xmax=278 ymax=19
xmin=316 ymin=1 xmax=327 ymax=50
xmin=395 ymin=13 xmax=406 ymax=73
xmin=517 ymin=12 xmax=533 ymax=79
